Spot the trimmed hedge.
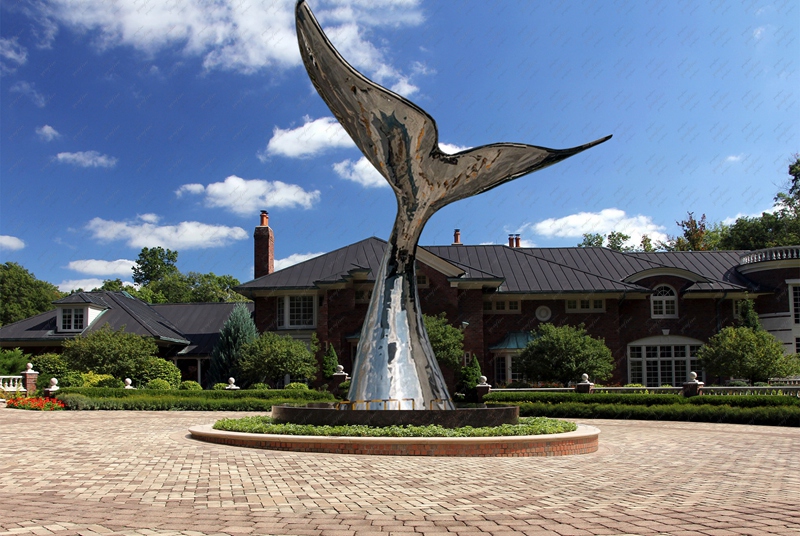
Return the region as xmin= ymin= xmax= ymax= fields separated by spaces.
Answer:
xmin=484 ymin=391 xmax=800 ymax=408
xmin=487 ymin=401 xmax=800 ymax=426
xmin=55 ymin=387 xmax=335 ymax=410
xmin=212 ymin=416 xmax=577 ymax=437
xmin=56 ymin=387 xmax=335 ymax=401
xmin=56 ymin=393 xmax=323 ymax=411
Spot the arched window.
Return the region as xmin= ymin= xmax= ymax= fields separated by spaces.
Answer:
xmin=651 ymin=285 xmax=678 ymax=318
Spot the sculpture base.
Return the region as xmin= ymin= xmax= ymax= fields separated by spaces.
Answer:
xmin=271 ymin=404 xmax=518 ymax=428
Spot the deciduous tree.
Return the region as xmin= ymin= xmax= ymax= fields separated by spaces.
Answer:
xmin=422 ymin=313 xmax=464 ymax=371
xmin=516 ymin=323 xmax=614 ymax=386
xmin=238 ymin=332 xmax=318 ymax=387
xmin=698 ymin=326 xmax=799 ymax=384
xmin=132 ymin=247 xmax=179 ymax=286
xmin=0 ymin=262 xmax=65 ymax=326
xmin=61 ymin=324 xmax=158 ymax=380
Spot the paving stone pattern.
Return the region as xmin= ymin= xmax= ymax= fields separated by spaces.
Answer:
xmin=1 ymin=410 xmax=798 ymax=536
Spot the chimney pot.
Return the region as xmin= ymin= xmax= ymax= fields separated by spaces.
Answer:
xmin=259 ymin=210 xmax=269 ymax=227
xmin=508 ymin=234 xmax=515 ymax=248
xmin=453 ymin=229 xmax=462 ymax=245
xmin=515 ymin=234 xmax=521 ymax=248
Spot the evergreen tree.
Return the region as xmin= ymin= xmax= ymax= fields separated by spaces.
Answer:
xmin=321 ymin=343 xmax=339 ymax=379
xmin=207 ymin=303 xmax=257 ymax=387
xmin=737 ymin=298 xmax=762 ymax=331
xmin=460 ymin=354 xmax=483 ymax=390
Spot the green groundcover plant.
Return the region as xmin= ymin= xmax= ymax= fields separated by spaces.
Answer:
xmin=212 ymin=416 xmax=577 ymax=437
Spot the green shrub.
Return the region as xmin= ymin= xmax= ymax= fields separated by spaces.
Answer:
xmin=213 ymin=416 xmax=577 ymax=436
xmin=338 ymin=380 xmax=351 ymax=394
xmin=727 ymin=380 xmax=749 ymax=387
xmin=624 ymin=383 xmax=644 ymax=387
xmin=285 ymin=382 xmax=309 ymax=390
xmin=60 ymin=370 xmax=85 ymax=388
xmin=506 ymin=381 xmax=533 ymax=389
xmin=56 ymin=393 xmax=334 ymax=411
xmin=30 ymin=353 xmax=70 ymax=383
xmin=136 ymin=357 xmax=181 ymax=388
xmin=178 ymin=381 xmax=203 ymax=391
xmin=81 ymin=372 xmax=118 ymax=387
xmin=145 ymin=379 xmax=172 ymax=390
xmin=213 ymin=383 xmax=228 ymax=390
xmin=56 ymin=387 xmax=335 ymax=401
xmin=484 ymin=391 xmax=686 ymax=406
xmin=0 ymin=348 xmax=29 ymax=376
xmin=250 ymin=383 xmax=270 ymax=390
xmin=95 ymin=376 xmax=124 ymax=388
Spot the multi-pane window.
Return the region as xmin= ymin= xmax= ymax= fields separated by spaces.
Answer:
xmin=793 ymin=287 xmax=800 ymax=324
xmin=61 ymin=308 xmax=84 ymax=331
xmin=651 ymin=285 xmax=678 ymax=318
xmin=566 ymin=298 xmax=604 ymax=313
xmin=628 ymin=343 xmax=703 ymax=387
xmin=508 ymin=301 xmax=519 ymax=311
xmin=276 ymin=296 xmax=316 ymax=329
xmin=416 ymin=274 xmax=428 ymax=287
xmin=483 ymin=300 xmax=521 ymax=313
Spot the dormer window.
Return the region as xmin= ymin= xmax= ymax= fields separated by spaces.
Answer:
xmin=651 ymin=285 xmax=678 ymax=318
xmin=60 ymin=308 xmax=85 ymax=331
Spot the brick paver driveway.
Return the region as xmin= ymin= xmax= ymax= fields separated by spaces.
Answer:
xmin=1 ymin=410 xmax=797 ymax=536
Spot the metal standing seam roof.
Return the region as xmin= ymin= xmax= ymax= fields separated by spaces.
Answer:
xmin=236 ymin=239 xmax=757 ymax=295
xmin=151 ymin=302 xmax=254 ymax=356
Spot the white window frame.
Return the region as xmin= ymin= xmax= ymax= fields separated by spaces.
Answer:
xmin=627 ymin=337 xmax=704 ymax=387
xmin=482 ymin=300 xmax=522 ymax=315
xmin=565 ymin=298 xmax=605 ymax=313
xmin=276 ymin=295 xmax=316 ymax=329
xmin=792 ymin=285 xmax=800 ymax=325
xmin=59 ymin=307 xmax=85 ymax=332
xmin=651 ymin=285 xmax=678 ymax=319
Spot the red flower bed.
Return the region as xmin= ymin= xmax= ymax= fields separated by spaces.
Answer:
xmin=6 ymin=397 xmax=65 ymax=411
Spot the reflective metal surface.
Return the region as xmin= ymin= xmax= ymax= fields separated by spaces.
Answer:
xmin=295 ymin=0 xmax=611 ymax=410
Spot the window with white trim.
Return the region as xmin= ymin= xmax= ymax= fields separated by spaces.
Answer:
xmin=651 ymin=285 xmax=678 ymax=318
xmin=628 ymin=343 xmax=702 ymax=387
xmin=276 ymin=296 xmax=316 ymax=329
xmin=482 ymin=300 xmax=521 ymax=314
xmin=60 ymin=308 xmax=85 ymax=331
xmin=565 ymin=298 xmax=604 ymax=312
xmin=793 ymin=286 xmax=800 ymax=324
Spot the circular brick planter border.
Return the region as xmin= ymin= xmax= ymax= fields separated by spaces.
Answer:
xmin=188 ymin=424 xmax=600 ymax=457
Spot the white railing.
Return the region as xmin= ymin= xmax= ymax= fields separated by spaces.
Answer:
xmin=702 ymin=386 xmax=800 ymax=397
xmin=739 ymin=246 xmax=800 ymax=265
xmin=0 ymin=376 xmax=26 ymax=393
xmin=489 ymin=386 xmax=800 ymax=396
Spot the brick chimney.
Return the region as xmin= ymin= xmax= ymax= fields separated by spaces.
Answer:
xmin=515 ymin=234 xmax=521 ymax=248
xmin=453 ymin=229 xmax=462 ymax=245
xmin=508 ymin=234 xmax=515 ymax=247
xmin=254 ymin=210 xmax=274 ymax=278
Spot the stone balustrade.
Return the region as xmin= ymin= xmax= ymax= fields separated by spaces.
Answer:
xmin=0 ymin=375 xmax=26 ymax=393
xmin=739 ymin=245 xmax=800 ymax=265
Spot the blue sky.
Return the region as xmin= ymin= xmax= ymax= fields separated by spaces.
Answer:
xmin=1 ymin=0 xmax=797 ymax=292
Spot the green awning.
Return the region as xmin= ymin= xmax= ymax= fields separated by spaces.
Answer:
xmin=489 ymin=331 xmax=535 ymax=351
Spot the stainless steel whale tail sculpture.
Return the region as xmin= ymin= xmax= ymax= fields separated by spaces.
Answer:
xmin=296 ymin=0 xmax=611 ymax=410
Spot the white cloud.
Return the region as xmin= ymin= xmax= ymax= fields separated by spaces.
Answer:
xmin=178 ymin=175 xmax=320 ymax=215
xmin=36 ymin=125 xmax=61 ymax=141
xmin=10 ymin=81 xmax=47 ymax=107
xmin=274 ymin=252 xmax=326 ymax=272
xmin=137 ymin=213 xmax=160 ymax=224
xmin=0 ymin=235 xmax=25 ymax=250
xmin=261 ymin=116 xmax=354 ymax=159
xmin=32 ymin=0 xmax=423 ymax=87
xmin=725 ymin=154 xmax=743 ymax=162
xmin=85 ymin=213 xmax=247 ymax=250
xmin=0 ymin=37 xmax=28 ymax=72
xmin=753 ymin=26 xmax=765 ymax=40
xmin=175 ymin=183 xmax=206 ymax=197
xmin=333 ymin=157 xmax=387 ymax=188
xmin=57 ymin=278 xmax=106 ymax=292
xmin=439 ymin=143 xmax=471 ymax=154
xmin=55 ymin=151 xmax=118 ymax=168
xmin=67 ymin=259 xmax=135 ymax=277
xmin=527 ymin=208 xmax=668 ymax=246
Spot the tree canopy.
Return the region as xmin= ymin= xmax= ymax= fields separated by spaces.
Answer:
xmin=238 ymin=332 xmax=318 ymax=387
xmin=516 ymin=323 xmax=614 ymax=386
xmin=61 ymin=324 xmax=159 ymax=380
xmin=132 ymin=247 xmax=179 ymax=286
xmin=422 ymin=313 xmax=464 ymax=371
xmin=698 ymin=326 xmax=799 ymax=384
xmin=0 ymin=262 xmax=65 ymax=326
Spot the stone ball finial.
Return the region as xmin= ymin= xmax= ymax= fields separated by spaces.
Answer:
xmin=50 ymin=378 xmax=58 ymax=387
xmin=581 ymin=373 xmax=589 ymax=382
xmin=25 ymin=363 xmax=34 ymax=372
xmin=689 ymin=371 xmax=698 ymax=381
xmin=477 ymin=375 xmax=488 ymax=386
xmin=124 ymin=378 xmax=136 ymax=389
xmin=336 ymin=365 xmax=344 ymax=373
xmin=226 ymin=377 xmax=240 ymax=390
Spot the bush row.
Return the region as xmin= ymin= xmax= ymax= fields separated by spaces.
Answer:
xmin=483 ymin=391 xmax=800 ymax=407
xmin=56 ymin=393 xmax=323 ymax=411
xmin=56 ymin=387 xmax=335 ymax=401
xmin=485 ymin=401 xmax=800 ymax=427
